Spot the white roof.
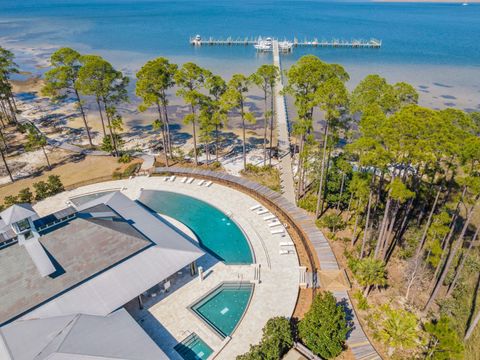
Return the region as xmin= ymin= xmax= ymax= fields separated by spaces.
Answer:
xmin=0 ymin=204 xmax=37 ymax=226
xmin=0 ymin=309 xmax=168 ymax=360
xmin=21 ymin=191 xmax=204 ymax=320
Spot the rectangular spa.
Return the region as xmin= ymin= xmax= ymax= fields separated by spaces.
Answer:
xmin=190 ymin=282 xmax=254 ymax=338
xmin=174 ymin=333 xmax=213 ymax=360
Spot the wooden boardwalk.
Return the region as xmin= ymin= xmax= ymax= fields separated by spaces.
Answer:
xmin=189 ymin=36 xmax=382 ymax=49
xmin=152 ymin=167 xmax=381 ymax=360
xmin=272 ymin=40 xmax=296 ymax=204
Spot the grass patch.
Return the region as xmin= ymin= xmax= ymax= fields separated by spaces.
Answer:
xmin=240 ymin=164 xmax=281 ymax=192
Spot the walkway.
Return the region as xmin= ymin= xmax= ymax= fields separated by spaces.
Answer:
xmin=272 ymin=40 xmax=296 ymax=205
xmin=153 ymin=168 xmax=381 ymax=360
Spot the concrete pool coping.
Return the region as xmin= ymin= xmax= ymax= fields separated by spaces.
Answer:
xmin=187 ymin=281 xmax=255 ymax=340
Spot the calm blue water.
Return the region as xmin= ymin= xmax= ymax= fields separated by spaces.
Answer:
xmin=139 ymin=190 xmax=254 ymax=264
xmin=192 ymin=283 xmax=253 ymax=338
xmin=174 ymin=333 xmax=213 ymax=360
xmin=1 ymin=0 xmax=479 ymax=74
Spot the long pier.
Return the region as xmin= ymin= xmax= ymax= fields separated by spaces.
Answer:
xmin=190 ymin=36 xmax=382 ymax=49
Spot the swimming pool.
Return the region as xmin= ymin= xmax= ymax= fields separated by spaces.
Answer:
xmin=191 ymin=282 xmax=254 ymax=338
xmin=139 ymin=190 xmax=253 ymax=264
xmin=174 ymin=333 xmax=213 ymax=360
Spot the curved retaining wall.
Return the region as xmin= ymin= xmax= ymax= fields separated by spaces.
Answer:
xmin=153 ymin=167 xmax=381 ymax=360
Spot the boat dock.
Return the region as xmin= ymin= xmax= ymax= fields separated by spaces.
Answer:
xmin=189 ymin=35 xmax=382 ymax=50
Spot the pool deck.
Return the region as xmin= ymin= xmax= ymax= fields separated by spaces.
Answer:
xmin=34 ymin=177 xmax=300 ymax=359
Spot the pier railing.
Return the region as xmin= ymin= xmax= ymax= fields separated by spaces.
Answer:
xmin=189 ymin=36 xmax=381 ymax=49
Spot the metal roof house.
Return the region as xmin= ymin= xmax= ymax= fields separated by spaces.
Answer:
xmin=0 ymin=191 xmax=205 ymax=359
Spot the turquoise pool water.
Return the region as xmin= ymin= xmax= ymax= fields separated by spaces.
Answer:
xmin=139 ymin=190 xmax=253 ymax=264
xmin=174 ymin=333 xmax=213 ymax=360
xmin=191 ymin=283 xmax=253 ymax=338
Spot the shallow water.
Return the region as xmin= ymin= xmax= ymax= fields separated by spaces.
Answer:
xmin=1 ymin=0 xmax=479 ymax=111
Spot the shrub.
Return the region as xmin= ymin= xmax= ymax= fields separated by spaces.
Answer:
xmin=317 ymin=213 xmax=346 ymax=233
xmin=101 ymin=134 xmax=124 ymax=153
xmin=298 ymin=192 xmax=317 ymax=212
xmin=47 ymin=175 xmax=64 ymax=195
xmin=353 ymin=290 xmax=369 ymax=311
xmin=350 ymin=257 xmax=387 ymax=296
xmin=118 ymin=153 xmax=132 ymax=163
xmin=376 ymin=305 xmax=419 ymax=354
xmin=3 ymin=195 xmax=19 ymax=207
xmin=18 ymin=188 xmax=33 ymax=203
xmin=33 ymin=181 xmax=50 ymax=201
xmin=298 ymin=292 xmax=349 ymax=359
xmin=237 ymin=317 xmax=293 ymax=360
xmin=424 ymin=316 xmax=464 ymax=360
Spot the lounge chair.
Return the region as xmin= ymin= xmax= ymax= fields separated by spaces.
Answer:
xmin=170 ymin=175 xmax=176 ymax=182
xmin=263 ymin=214 xmax=276 ymax=221
xmin=271 ymin=228 xmax=285 ymax=235
xmin=164 ymin=176 xmax=170 ymax=181
xmin=279 ymin=249 xmax=294 ymax=255
xmin=280 ymin=241 xmax=294 ymax=246
xmin=187 ymin=177 xmax=195 ymax=184
xmin=268 ymin=220 xmax=282 ymax=227
xmin=204 ymin=181 xmax=213 ymax=187
xmin=250 ymin=204 xmax=261 ymax=211
xmin=180 ymin=177 xmax=187 ymax=183
xmin=257 ymin=209 xmax=269 ymax=215
xmin=198 ymin=180 xmax=205 ymax=186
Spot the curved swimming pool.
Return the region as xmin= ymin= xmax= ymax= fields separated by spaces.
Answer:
xmin=140 ymin=190 xmax=253 ymax=264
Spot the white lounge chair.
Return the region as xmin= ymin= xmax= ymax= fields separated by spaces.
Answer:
xmin=263 ymin=214 xmax=276 ymax=221
xmin=250 ymin=204 xmax=261 ymax=211
xmin=198 ymin=180 xmax=205 ymax=186
xmin=164 ymin=176 xmax=170 ymax=181
xmin=204 ymin=181 xmax=213 ymax=187
xmin=279 ymin=249 xmax=294 ymax=255
xmin=187 ymin=177 xmax=195 ymax=184
xmin=268 ymin=220 xmax=282 ymax=227
xmin=271 ymin=228 xmax=285 ymax=235
xmin=280 ymin=241 xmax=294 ymax=246
xmin=257 ymin=209 xmax=269 ymax=215
xmin=180 ymin=177 xmax=187 ymax=183
xmin=170 ymin=175 xmax=176 ymax=182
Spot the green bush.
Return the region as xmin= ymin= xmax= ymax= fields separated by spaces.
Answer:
xmin=101 ymin=134 xmax=124 ymax=153
xmin=424 ymin=316 xmax=464 ymax=360
xmin=317 ymin=213 xmax=346 ymax=233
xmin=237 ymin=317 xmax=293 ymax=360
xmin=349 ymin=257 xmax=387 ymax=296
xmin=3 ymin=195 xmax=19 ymax=207
xmin=376 ymin=305 xmax=419 ymax=354
xmin=18 ymin=188 xmax=33 ymax=203
xmin=353 ymin=290 xmax=369 ymax=311
xmin=47 ymin=175 xmax=64 ymax=195
xmin=298 ymin=291 xmax=349 ymax=359
xmin=118 ymin=153 xmax=132 ymax=163
xmin=298 ymin=192 xmax=318 ymax=212
xmin=33 ymin=181 xmax=50 ymax=201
